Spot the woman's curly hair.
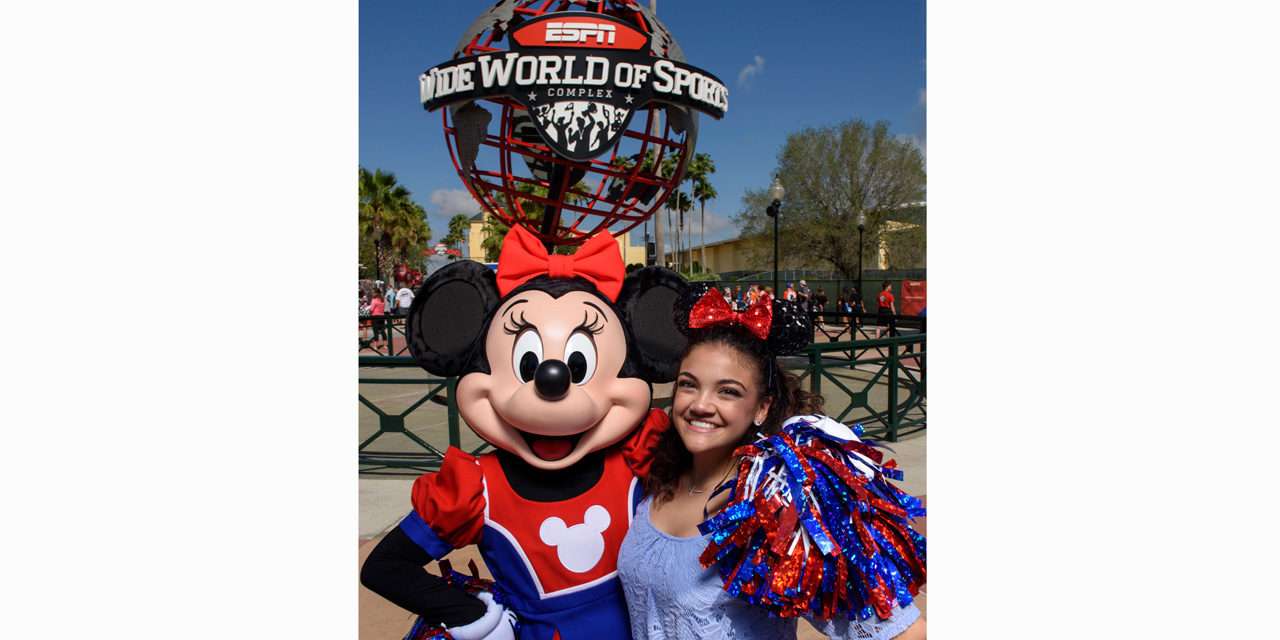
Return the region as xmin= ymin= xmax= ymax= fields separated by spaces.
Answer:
xmin=643 ymin=324 xmax=823 ymax=505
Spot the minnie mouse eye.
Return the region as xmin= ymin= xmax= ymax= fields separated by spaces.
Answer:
xmin=565 ymin=331 xmax=597 ymax=384
xmin=513 ymin=329 xmax=543 ymax=383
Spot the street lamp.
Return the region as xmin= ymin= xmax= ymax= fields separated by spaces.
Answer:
xmin=856 ymin=211 xmax=866 ymax=305
xmin=766 ymin=178 xmax=785 ymax=298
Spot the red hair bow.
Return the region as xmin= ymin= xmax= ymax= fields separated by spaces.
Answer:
xmin=688 ymin=288 xmax=772 ymax=341
xmin=495 ymin=225 xmax=624 ymax=301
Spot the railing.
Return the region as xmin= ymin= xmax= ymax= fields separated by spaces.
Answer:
xmin=359 ymin=333 xmax=924 ymax=475
xmin=358 ymin=355 xmax=492 ymax=474
xmin=810 ymin=310 xmax=925 ymax=364
xmin=793 ymin=332 xmax=925 ymax=442
xmin=357 ymin=315 xmax=412 ymax=357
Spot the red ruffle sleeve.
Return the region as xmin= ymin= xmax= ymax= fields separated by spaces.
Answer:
xmin=621 ymin=408 xmax=671 ymax=482
xmin=410 ymin=447 xmax=487 ymax=550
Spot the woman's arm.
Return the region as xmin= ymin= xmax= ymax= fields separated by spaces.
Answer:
xmin=893 ymin=617 xmax=925 ymax=639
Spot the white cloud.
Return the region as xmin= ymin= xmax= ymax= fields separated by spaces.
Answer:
xmin=429 ymin=188 xmax=481 ymax=217
xmin=701 ymin=209 xmax=737 ymax=236
xmin=736 ymin=55 xmax=765 ymax=87
xmin=681 ymin=207 xmax=741 ymax=245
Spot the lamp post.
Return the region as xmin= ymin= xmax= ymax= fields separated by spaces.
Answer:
xmin=856 ymin=211 xmax=866 ymax=301
xmin=766 ymin=178 xmax=785 ymax=298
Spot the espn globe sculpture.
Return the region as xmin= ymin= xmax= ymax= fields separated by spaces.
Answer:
xmin=420 ymin=0 xmax=729 ymax=248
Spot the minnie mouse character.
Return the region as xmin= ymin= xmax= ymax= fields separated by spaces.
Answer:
xmin=361 ymin=225 xmax=689 ymax=640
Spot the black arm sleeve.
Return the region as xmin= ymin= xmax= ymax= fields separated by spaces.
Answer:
xmin=360 ymin=527 xmax=488 ymax=628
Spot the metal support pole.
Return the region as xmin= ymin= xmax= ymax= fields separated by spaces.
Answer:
xmin=808 ymin=347 xmax=821 ymax=396
xmin=649 ymin=0 xmax=665 ymax=268
xmin=768 ymin=199 xmax=780 ymax=297
xmin=538 ymin=163 xmax=569 ymax=252
xmin=888 ymin=340 xmax=899 ymax=442
xmin=387 ymin=317 xmax=395 ymax=356
xmin=857 ymin=226 xmax=864 ymax=302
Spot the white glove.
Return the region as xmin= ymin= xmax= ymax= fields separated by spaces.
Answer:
xmin=444 ymin=592 xmax=518 ymax=640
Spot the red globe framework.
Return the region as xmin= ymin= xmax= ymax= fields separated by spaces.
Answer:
xmin=436 ymin=0 xmax=714 ymax=250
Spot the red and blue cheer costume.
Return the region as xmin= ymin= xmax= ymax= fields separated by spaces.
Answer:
xmin=396 ymin=409 xmax=668 ymax=640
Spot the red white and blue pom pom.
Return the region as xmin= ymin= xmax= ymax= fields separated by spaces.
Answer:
xmin=697 ymin=415 xmax=926 ymax=622
xmin=403 ymin=560 xmax=498 ymax=640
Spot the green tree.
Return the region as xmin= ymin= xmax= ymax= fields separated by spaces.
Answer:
xmin=732 ymin=119 xmax=925 ymax=279
xmin=480 ymin=212 xmax=508 ymax=262
xmin=479 ymin=181 xmax=590 ymax=261
xmin=882 ymin=222 xmax=926 ymax=269
xmin=359 ymin=167 xmax=432 ymax=282
xmin=443 ymin=213 xmax=472 ymax=260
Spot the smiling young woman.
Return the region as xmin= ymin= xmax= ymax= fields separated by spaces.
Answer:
xmin=644 ymin=325 xmax=820 ymax=527
xmin=616 ymin=294 xmax=925 ymax=639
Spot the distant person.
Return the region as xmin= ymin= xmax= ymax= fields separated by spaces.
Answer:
xmin=384 ymin=284 xmax=396 ymax=316
xmin=396 ymin=282 xmax=415 ymax=317
xmin=723 ymin=286 xmax=733 ymax=306
xmin=796 ymin=279 xmax=811 ymax=315
xmin=759 ymin=286 xmax=774 ymax=307
xmin=813 ymin=288 xmax=828 ymax=325
xmin=369 ymin=290 xmax=388 ymax=350
xmin=732 ymin=285 xmax=743 ymax=310
xmin=747 ymin=284 xmax=759 ymax=307
xmin=876 ymin=281 xmax=897 ymax=338
xmin=848 ymin=286 xmax=864 ymax=330
xmin=783 ymin=282 xmax=797 ymax=302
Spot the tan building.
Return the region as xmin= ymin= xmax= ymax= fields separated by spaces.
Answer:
xmin=465 ymin=203 xmax=922 ymax=273
xmin=699 ymin=236 xmax=766 ymax=274
xmin=465 ymin=212 xmax=487 ymax=260
xmin=877 ymin=219 xmax=924 ymax=270
xmin=693 ymin=202 xmax=926 ymax=275
xmin=465 ymin=210 xmax=645 ymax=265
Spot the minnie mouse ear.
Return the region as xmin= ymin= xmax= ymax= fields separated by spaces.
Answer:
xmin=406 ymin=261 xmax=501 ymax=376
xmin=616 ymin=267 xmax=689 ymax=382
xmin=767 ymin=298 xmax=813 ymax=355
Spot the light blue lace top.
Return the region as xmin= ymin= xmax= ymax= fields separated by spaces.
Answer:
xmin=617 ymin=497 xmax=920 ymax=639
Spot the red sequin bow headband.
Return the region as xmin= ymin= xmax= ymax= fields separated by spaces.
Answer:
xmin=688 ymin=288 xmax=772 ymax=341
xmin=496 ymin=225 xmax=624 ymax=301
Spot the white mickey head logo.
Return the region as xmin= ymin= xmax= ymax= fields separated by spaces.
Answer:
xmin=538 ymin=505 xmax=611 ymax=574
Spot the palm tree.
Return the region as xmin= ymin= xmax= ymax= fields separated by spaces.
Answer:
xmin=658 ymin=154 xmax=689 ymax=271
xmin=360 ymin=167 xmax=431 ymax=282
xmin=443 ymin=214 xmax=471 ymax=259
xmin=687 ymin=153 xmax=717 ymax=273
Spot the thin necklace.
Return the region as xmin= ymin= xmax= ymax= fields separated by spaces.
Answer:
xmin=687 ymin=461 xmax=735 ymax=496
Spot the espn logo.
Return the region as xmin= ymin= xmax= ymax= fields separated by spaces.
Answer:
xmin=512 ymin=16 xmax=647 ymax=50
xmin=546 ymin=22 xmax=616 ymax=45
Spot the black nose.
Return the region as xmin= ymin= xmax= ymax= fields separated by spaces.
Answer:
xmin=533 ymin=359 xmax=571 ymax=399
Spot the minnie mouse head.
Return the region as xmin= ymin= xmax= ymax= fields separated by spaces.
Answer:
xmin=405 ymin=226 xmax=689 ymax=470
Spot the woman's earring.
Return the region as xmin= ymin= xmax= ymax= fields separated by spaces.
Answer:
xmin=753 ymin=418 xmax=763 ymax=426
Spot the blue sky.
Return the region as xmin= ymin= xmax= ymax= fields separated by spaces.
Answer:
xmin=360 ymin=0 xmax=925 ymax=247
